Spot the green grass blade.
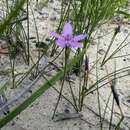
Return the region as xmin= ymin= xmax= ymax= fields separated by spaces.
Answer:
xmin=117 ymin=10 xmax=130 ymax=19
xmin=0 ymin=0 xmax=26 ymax=33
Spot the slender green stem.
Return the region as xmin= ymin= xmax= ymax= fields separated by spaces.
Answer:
xmin=85 ymin=66 xmax=130 ymax=94
xmin=96 ymin=40 xmax=102 ymax=130
xmin=101 ymin=32 xmax=130 ymax=66
xmin=111 ymin=53 xmax=130 ymax=59
xmin=86 ymin=73 xmax=130 ymax=96
xmin=26 ymin=0 xmax=30 ymax=65
xmin=109 ymin=97 xmax=114 ymax=130
xmin=10 ymin=57 xmax=15 ymax=88
xmin=80 ymin=64 xmax=89 ymax=111
xmin=115 ymin=106 xmax=124 ymax=130
xmin=68 ymin=76 xmax=79 ymax=112
xmin=52 ymin=47 xmax=68 ymax=119
xmin=78 ymin=67 xmax=82 ymax=111
xmin=30 ymin=3 xmax=41 ymax=76
xmin=102 ymin=92 xmax=112 ymax=126
xmin=101 ymin=31 xmax=117 ymax=66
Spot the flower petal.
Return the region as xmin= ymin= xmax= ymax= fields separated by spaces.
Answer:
xmin=70 ymin=42 xmax=83 ymax=49
xmin=62 ymin=22 xmax=73 ymax=36
xmin=50 ymin=32 xmax=60 ymax=39
xmin=73 ymin=34 xmax=87 ymax=42
xmin=56 ymin=38 xmax=66 ymax=48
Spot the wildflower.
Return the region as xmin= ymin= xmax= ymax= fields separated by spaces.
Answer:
xmin=50 ymin=22 xmax=87 ymax=49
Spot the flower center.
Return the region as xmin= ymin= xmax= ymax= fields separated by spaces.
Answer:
xmin=65 ymin=35 xmax=72 ymax=41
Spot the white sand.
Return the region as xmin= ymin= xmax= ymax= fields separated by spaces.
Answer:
xmin=0 ymin=0 xmax=130 ymax=130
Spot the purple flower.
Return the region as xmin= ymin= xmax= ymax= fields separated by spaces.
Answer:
xmin=50 ymin=22 xmax=87 ymax=49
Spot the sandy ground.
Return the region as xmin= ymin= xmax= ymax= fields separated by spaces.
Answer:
xmin=0 ymin=0 xmax=130 ymax=130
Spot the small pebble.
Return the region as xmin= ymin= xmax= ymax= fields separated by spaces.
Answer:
xmin=98 ymin=49 xmax=105 ymax=55
xmin=73 ymin=123 xmax=77 ymax=126
xmin=11 ymin=122 xmax=15 ymax=126
xmin=29 ymin=36 xmax=36 ymax=40
xmin=28 ymin=90 xmax=32 ymax=93
xmin=127 ymin=99 xmax=130 ymax=103
xmin=50 ymin=16 xmax=57 ymax=21
xmin=123 ymin=59 xmax=126 ymax=61
xmin=90 ymin=41 xmax=97 ymax=46
xmin=45 ymin=37 xmax=51 ymax=42
xmin=64 ymin=108 xmax=70 ymax=113
xmin=50 ymin=0 xmax=54 ymax=3
xmin=128 ymin=21 xmax=130 ymax=25
xmin=38 ymin=12 xmax=49 ymax=20
xmin=53 ymin=7 xmax=60 ymax=13
xmin=124 ymin=29 xmax=128 ymax=33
